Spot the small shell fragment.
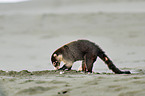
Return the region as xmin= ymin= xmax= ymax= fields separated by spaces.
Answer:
xmin=60 ymin=71 xmax=64 ymax=74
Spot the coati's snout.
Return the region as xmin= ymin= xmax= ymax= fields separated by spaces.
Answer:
xmin=51 ymin=53 xmax=61 ymax=70
xmin=52 ymin=61 xmax=60 ymax=70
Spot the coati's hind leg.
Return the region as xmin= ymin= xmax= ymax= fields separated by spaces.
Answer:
xmin=81 ymin=60 xmax=87 ymax=72
xmin=78 ymin=61 xmax=87 ymax=72
xmin=83 ymin=54 xmax=97 ymax=73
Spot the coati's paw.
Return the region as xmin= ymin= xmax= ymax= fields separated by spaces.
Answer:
xmin=58 ymin=68 xmax=64 ymax=70
xmin=87 ymin=72 xmax=93 ymax=74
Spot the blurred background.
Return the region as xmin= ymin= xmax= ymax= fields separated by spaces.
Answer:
xmin=0 ymin=0 xmax=145 ymax=73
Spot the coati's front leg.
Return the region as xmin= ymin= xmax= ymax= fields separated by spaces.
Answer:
xmin=58 ymin=65 xmax=67 ymax=70
xmin=58 ymin=62 xmax=73 ymax=71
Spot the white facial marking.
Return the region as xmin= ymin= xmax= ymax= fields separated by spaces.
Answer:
xmin=105 ymin=57 xmax=108 ymax=61
xmin=57 ymin=55 xmax=63 ymax=61
xmin=53 ymin=54 xmax=57 ymax=57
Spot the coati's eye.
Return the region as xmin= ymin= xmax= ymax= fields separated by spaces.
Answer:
xmin=53 ymin=61 xmax=59 ymax=67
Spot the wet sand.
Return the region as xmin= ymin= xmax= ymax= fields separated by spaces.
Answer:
xmin=0 ymin=70 xmax=145 ymax=96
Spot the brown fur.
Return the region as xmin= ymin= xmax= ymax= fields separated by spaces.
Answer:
xmin=51 ymin=40 xmax=131 ymax=74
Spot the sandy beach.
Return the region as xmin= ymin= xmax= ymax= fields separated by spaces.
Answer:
xmin=0 ymin=0 xmax=145 ymax=96
xmin=0 ymin=70 xmax=145 ymax=96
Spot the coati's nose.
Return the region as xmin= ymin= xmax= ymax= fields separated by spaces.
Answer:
xmin=53 ymin=62 xmax=56 ymax=67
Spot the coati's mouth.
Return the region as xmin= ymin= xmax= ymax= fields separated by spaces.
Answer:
xmin=54 ymin=66 xmax=60 ymax=70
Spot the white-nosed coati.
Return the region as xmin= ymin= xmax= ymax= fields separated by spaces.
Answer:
xmin=51 ymin=40 xmax=131 ymax=74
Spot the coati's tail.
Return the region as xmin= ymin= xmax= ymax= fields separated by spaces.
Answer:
xmin=98 ymin=51 xmax=131 ymax=74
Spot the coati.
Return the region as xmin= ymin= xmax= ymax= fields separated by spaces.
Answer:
xmin=51 ymin=40 xmax=131 ymax=74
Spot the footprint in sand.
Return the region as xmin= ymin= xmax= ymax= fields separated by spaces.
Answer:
xmin=17 ymin=86 xmax=57 ymax=95
xmin=108 ymin=85 xmax=128 ymax=91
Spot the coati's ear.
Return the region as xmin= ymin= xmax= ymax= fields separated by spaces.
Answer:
xmin=64 ymin=45 xmax=69 ymax=49
xmin=53 ymin=54 xmax=57 ymax=57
